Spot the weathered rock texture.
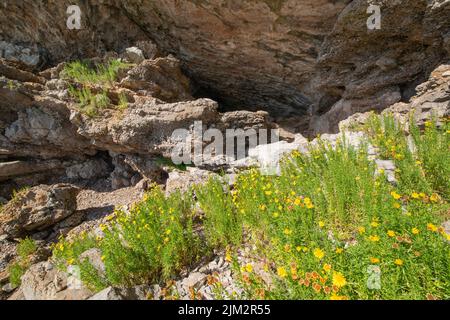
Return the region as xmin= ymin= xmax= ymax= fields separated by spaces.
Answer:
xmin=2 ymin=0 xmax=450 ymax=132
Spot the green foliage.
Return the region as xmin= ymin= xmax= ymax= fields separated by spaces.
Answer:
xmin=98 ymin=187 xmax=201 ymax=286
xmin=117 ymin=92 xmax=129 ymax=112
xmin=17 ymin=237 xmax=37 ymax=261
xmin=62 ymin=59 xmax=132 ymax=86
xmin=51 ymin=116 xmax=450 ymax=299
xmin=8 ymin=237 xmax=37 ymax=288
xmin=8 ymin=263 xmax=25 ymax=288
xmin=155 ymin=157 xmax=189 ymax=171
xmin=63 ymin=59 xmax=132 ymax=117
xmin=68 ymin=86 xmax=110 ymax=117
xmin=196 ymin=177 xmax=242 ymax=248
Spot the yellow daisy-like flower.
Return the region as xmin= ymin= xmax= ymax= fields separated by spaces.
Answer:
xmin=277 ymin=267 xmax=287 ymax=278
xmin=430 ymin=193 xmax=440 ymax=203
xmin=323 ymin=264 xmax=332 ymax=272
xmin=371 ymin=221 xmax=379 ymax=228
xmin=313 ymin=248 xmax=325 ymax=260
xmin=358 ymin=226 xmax=366 ymax=234
xmin=319 ymin=221 xmax=325 ymax=228
xmin=411 ymin=227 xmax=420 ymax=235
xmin=294 ymin=198 xmax=302 ymax=206
xmin=390 ymin=191 xmax=401 ymax=200
xmin=283 ymin=228 xmax=292 ymax=235
xmin=245 ymin=263 xmax=253 ymax=273
xmin=387 ymin=230 xmax=396 ymax=237
xmin=393 ymin=202 xmax=401 ymax=209
xmin=427 ymin=223 xmax=438 ymax=232
xmin=265 ymin=190 xmax=273 ymax=196
xmin=335 ymin=248 xmax=343 ymax=254
xmin=394 ymin=259 xmax=403 ymax=266
xmin=411 ymin=192 xmax=420 ymax=199
xmin=332 ymin=272 xmax=347 ymax=288
xmin=370 ymin=257 xmax=380 ymax=264
xmin=330 ymin=293 xmax=348 ymax=300
xmin=225 ymin=252 xmax=232 ymax=262
xmin=369 ymin=235 xmax=380 ymax=242
xmin=296 ymin=246 xmax=302 ymax=252
xmin=272 ymin=212 xmax=280 ymax=218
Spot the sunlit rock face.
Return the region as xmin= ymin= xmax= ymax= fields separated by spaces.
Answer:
xmin=1 ymin=0 xmax=450 ymax=132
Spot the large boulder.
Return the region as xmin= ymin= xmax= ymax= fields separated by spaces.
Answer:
xmin=0 ymin=184 xmax=80 ymax=238
xmin=19 ymin=261 xmax=92 ymax=300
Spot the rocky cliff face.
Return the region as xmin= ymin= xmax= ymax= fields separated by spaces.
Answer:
xmin=1 ymin=0 xmax=450 ymax=300
xmin=2 ymin=0 xmax=449 ymax=133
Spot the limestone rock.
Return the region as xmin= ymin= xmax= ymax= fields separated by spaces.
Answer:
xmin=19 ymin=261 xmax=92 ymax=300
xmin=124 ymin=47 xmax=145 ymax=64
xmin=0 ymin=184 xmax=80 ymax=238
xmin=165 ymin=168 xmax=216 ymax=194
xmin=120 ymin=56 xmax=192 ymax=102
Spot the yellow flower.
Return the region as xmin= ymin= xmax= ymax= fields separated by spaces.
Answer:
xmin=394 ymin=259 xmax=403 ymax=266
xmin=283 ymin=228 xmax=292 ymax=235
xmin=369 ymin=235 xmax=380 ymax=242
xmin=296 ymin=246 xmax=302 ymax=252
xmin=323 ymin=264 xmax=332 ymax=272
xmin=370 ymin=257 xmax=380 ymax=264
xmin=427 ymin=223 xmax=438 ymax=232
xmin=67 ymin=258 xmax=75 ymax=265
xmin=284 ymin=244 xmax=292 ymax=253
xmin=390 ymin=191 xmax=401 ymax=200
xmin=358 ymin=226 xmax=366 ymax=234
xmin=330 ymin=293 xmax=348 ymax=300
xmin=430 ymin=193 xmax=440 ymax=203
xmin=165 ymin=229 xmax=172 ymax=235
xmin=393 ymin=202 xmax=401 ymax=209
xmin=304 ymin=197 xmax=315 ymax=209
xmin=313 ymin=248 xmax=325 ymax=260
xmin=272 ymin=212 xmax=280 ymax=218
xmin=318 ymin=221 xmax=325 ymax=228
xmin=411 ymin=227 xmax=420 ymax=235
xmin=277 ymin=267 xmax=288 ymax=278
xmin=265 ymin=191 xmax=273 ymax=196
xmin=371 ymin=221 xmax=379 ymax=228
xmin=332 ymin=272 xmax=347 ymax=288
xmin=415 ymin=160 xmax=422 ymax=165
xmin=411 ymin=192 xmax=420 ymax=199
xmin=101 ymin=255 xmax=106 ymax=261
xmin=387 ymin=230 xmax=396 ymax=237
xmin=245 ymin=263 xmax=253 ymax=273
xmin=294 ymin=198 xmax=302 ymax=206
xmin=335 ymin=248 xmax=343 ymax=254
xmin=225 ymin=252 xmax=232 ymax=262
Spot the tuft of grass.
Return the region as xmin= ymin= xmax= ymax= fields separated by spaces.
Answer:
xmin=8 ymin=263 xmax=26 ymax=288
xmin=117 ymin=92 xmax=129 ymax=112
xmin=68 ymin=86 xmax=110 ymax=118
xmin=61 ymin=59 xmax=132 ymax=86
xmin=8 ymin=237 xmax=37 ymax=288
